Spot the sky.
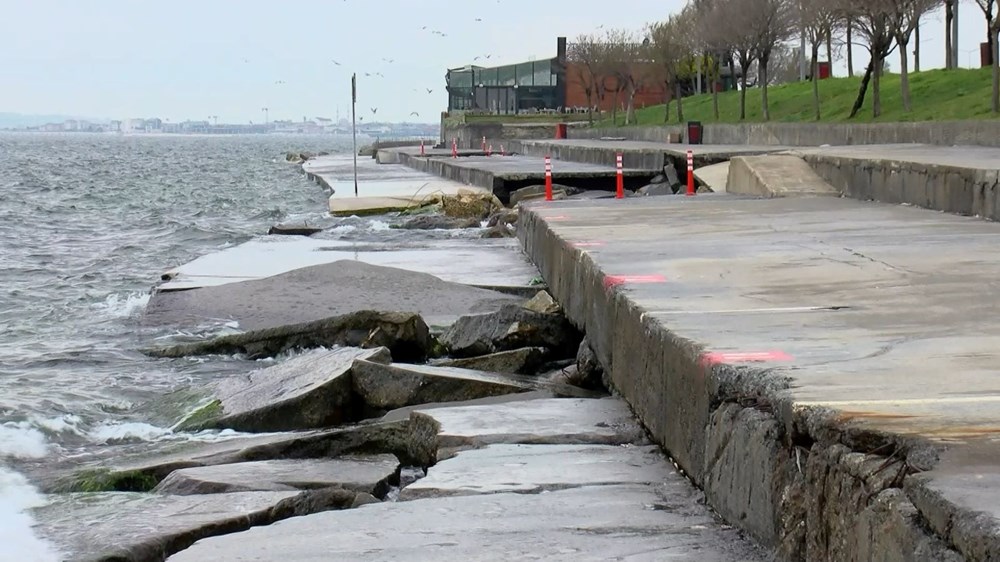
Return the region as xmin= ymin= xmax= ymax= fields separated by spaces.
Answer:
xmin=0 ymin=0 xmax=994 ymax=124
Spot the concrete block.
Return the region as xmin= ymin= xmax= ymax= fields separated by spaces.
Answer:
xmin=727 ymin=155 xmax=840 ymax=198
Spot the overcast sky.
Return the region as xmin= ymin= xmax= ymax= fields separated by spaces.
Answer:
xmin=0 ymin=0 xmax=992 ymax=123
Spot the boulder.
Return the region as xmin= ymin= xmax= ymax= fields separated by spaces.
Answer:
xmin=441 ymin=304 xmax=581 ymax=359
xmin=440 ymin=192 xmax=504 ymax=219
xmin=178 ymin=347 xmax=391 ymax=433
xmin=152 ymin=456 xmax=400 ymax=497
xmin=663 ymin=164 xmax=681 ymax=187
xmin=397 ymin=215 xmax=481 ymax=230
xmin=486 ymin=209 xmax=518 ymax=228
xmin=32 ymin=488 xmax=366 ymax=562
xmin=144 ymin=310 xmax=432 ymax=361
xmin=431 ymin=347 xmax=547 ymax=375
xmin=522 ymin=290 xmax=561 ymax=315
xmin=267 ymin=223 xmax=323 ymax=236
xmin=649 ymin=173 xmax=668 ymax=184
xmin=509 ymin=184 xmax=583 ymax=206
xmin=636 ymin=183 xmax=676 ymax=197
xmin=573 ymin=337 xmax=606 ymax=390
xmin=481 ymin=224 xmax=515 ymax=238
xmin=351 ymin=359 xmax=534 ymax=411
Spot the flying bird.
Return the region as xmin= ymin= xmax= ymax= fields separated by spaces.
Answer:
xmin=371 ymin=107 xmax=378 ymax=114
xmin=426 ymin=88 xmax=433 ymax=94
xmin=364 ymin=72 xmax=371 ymax=77
xmin=475 ymin=18 xmax=482 ymax=21
xmin=274 ymin=80 xmax=286 ymax=84
xmin=382 ymin=58 xmax=394 ymax=63
xmin=375 ymin=72 xmax=384 ymax=78
xmin=331 ymin=59 xmax=341 ymax=65
xmin=410 ymin=112 xmax=419 ymax=117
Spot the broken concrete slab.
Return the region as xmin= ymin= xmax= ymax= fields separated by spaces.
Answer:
xmin=693 ymin=161 xmax=730 ymax=193
xmin=169 ymin=485 xmax=765 ymax=561
xmin=431 ymin=347 xmax=548 ymax=375
xmin=400 ymin=444 xmax=670 ymax=499
xmin=145 ymin=261 xmax=521 ymax=332
xmin=49 ymin=421 xmax=410 ymax=493
xmin=267 ymin=223 xmax=323 ymax=236
xmin=441 ymin=304 xmax=580 ymax=358
xmin=509 ymin=183 xmax=583 ymax=206
xmin=178 ymin=347 xmax=389 ymax=433
xmin=33 ymin=488 xmax=365 ymax=562
xmin=522 ymin=290 xmax=561 ymax=315
xmin=144 ymin=310 xmax=431 ymax=361
xmin=351 ymin=359 xmax=534 ymax=412
xmin=727 ymin=154 xmax=840 ymax=197
xmin=152 ymin=456 xmax=400 ymax=497
xmin=406 ymin=397 xmax=647 ymax=465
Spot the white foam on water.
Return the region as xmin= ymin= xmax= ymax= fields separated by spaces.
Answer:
xmin=368 ymin=220 xmax=391 ymax=231
xmin=0 ymin=468 xmax=61 ymax=562
xmin=87 ymin=421 xmax=173 ymax=444
xmin=327 ymin=224 xmax=357 ymax=235
xmin=0 ymin=423 xmax=50 ymax=459
xmin=92 ymin=291 xmax=150 ymax=320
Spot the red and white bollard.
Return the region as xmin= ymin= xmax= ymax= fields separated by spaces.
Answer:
xmin=419 ymin=139 xmax=425 ymax=156
xmin=500 ymin=144 xmax=506 ymax=156
xmin=487 ymin=144 xmax=493 ymax=157
xmin=615 ymin=152 xmax=624 ymax=199
xmin=481 ymin=136 xmax=487 ymax=152
xmin=452 ymin=138 xmax=458 ymax=158
xmin=686 ymin=149 xmax=695 ymax=196
xmin=544 ymin=155 xmax=553 ymax=201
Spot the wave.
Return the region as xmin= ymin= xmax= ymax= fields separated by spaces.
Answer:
xmin=91 ymin=291 xmax=150 ymax=320
xmin=0 ymin=468 xmax=61 ymax=562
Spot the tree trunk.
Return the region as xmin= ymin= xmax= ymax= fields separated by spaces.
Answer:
xmin=586 ymin=83 xmax=594 ymax=123
xmin=611 ymin=85 xmax=619 ymax=125
xmin=812 ymin=46 xmax=821 ymax=121
xmin=847 ymin=19 xmax=855 ymax=77
xmin=626 ymin=86 xmax=637 ymax=125
xmin=899 ymin=40 xmax=912 ymax=112
xmin=740 ymin=72 xmax=748 ymax=120
xmin=826 ymin=34 xmax=833 ymax=77
xmin=710 ymin=52 xmax=720 ymax=119
xmin=664 ymin=80 xmax=672 ymax=123
xmin=946 ymin=0 xmax=954 ymax=70
xmin=873 ymin=56 xmax=882 ymax=118
xmin=675 ymin=81 xmax=684 ymax=123
xmin=849 ymin=60 xmax=874 ymax=118
xmin=760 ymin=57 xmax=771 ymax=121
xmin=914 ymin=18 xmax=921 ymax=72
xmin=994 ymin=27 xmax=1000 ymax=112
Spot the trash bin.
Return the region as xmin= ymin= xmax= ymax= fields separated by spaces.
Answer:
xmin=555 ymin=123 xmax=567 ymax=139
xmin=687 ymin=121 xmax=703 ymax=145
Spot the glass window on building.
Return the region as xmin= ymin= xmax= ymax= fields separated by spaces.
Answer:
xmin=532 ymin=60 xmax=553 ymax=87
xmin=516 ymin=63 xmax=534 ymax=86
xmin=449 ymin=70 xmax=473 ymax=88
xmin=498 ymin=64 xmax=516 ymax=86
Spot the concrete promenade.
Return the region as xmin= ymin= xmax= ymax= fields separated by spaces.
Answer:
xmin=518 ymin=193 xmax=1000 ymax=560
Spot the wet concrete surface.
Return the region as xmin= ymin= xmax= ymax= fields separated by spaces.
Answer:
xmin=519 ymin=191 xmax=1000 ymax=555
xmin=146 ymin=260 xmax=523 ymax=331
xmin=156 ymin=236 xmax=539 ymax=292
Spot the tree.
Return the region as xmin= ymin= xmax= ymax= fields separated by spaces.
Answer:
xmin=616 ymin=36 xmax=657 ymax=126
xmin=599 ymin=28 xmax=631 ymax=126
xmin=694 ymin=0 xmax=739 ymax=120
xmin=746 ymin=0 xmax=795 ymax=120
xmin=975 ymin=0 xmax=997 ymax=67
xmin=973 ymin=0 xmax=1000 ymax=112
xmin=567 ymin=34 xmax=606 ymax=123
xmin=945 ymin=0 xmax=955 ymax=69
xmin=647 ymin=19 xmax=684 ymax=123
xmin=846 ymin=15 xmax=855 ymax=76
xmin=889 ymin=0 xmax=937 ymax=112
xmin=801 ymin=0 xmax=839 ymax=120
xmin=844 ymin=0 xmax=897 ymax=118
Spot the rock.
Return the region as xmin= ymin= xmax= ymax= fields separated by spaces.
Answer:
xmin=179 ymin=347 xmax=391 ymax=433
xmin=522 ymin=290 xmax=561 ymax=315
xmin=481 ymin=224 xmax=515 ymax=238
xmin=286 ymin=151 xmax=315 ymax=163
xmin=32 ymin=488 xmax=365 ymax=562
xmin=440 ymin=192 xmax=504 ymax=219
xmin=400 ymin=444 xmax=669 ymax=499
xmin=399 ymin=202 xmax=442 ymax=216
xmin=663 ymin=164 xmax=681 ymax=187
xmin=649 ymin=173 xmax=668 ymax=184
xmin=144 ymin=261 xmax=521 ymax=333
xmin=48 ymin=421 xmax=412 ymax=493
xmin=509 ymin=184 xmax=583 ymax=206
xmin=441 ymin=304 xmax=581 ymax=359
xmin=267 ymin=223 xmax=323 ymax=236
xmin=397 ymin=215 xmax=481 ymax=230
xmin=636 ymin=183 xmax=676 ymax=196
xmin=153 ymin=456 xmax=400 ymax=497
xmin=486 ymin=209 xmax=518 ymax=228
xmin=351 ymin=360 xmax=534 ymax=411
xmin=170 ymin=484 xmax=764 ymax=562
xmin=573 ymin=337 xmax=606 ymax=390
xmin=431 ymin=347 xmax=548 ymax=375
xmin=144 ymin=310 xmax=432 ymax=361
xmin=406 ymin=397 xmax=648 ymax=466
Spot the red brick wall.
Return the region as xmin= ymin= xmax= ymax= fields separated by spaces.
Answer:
xmin=564 ymin=62 xmax=669 ymax=111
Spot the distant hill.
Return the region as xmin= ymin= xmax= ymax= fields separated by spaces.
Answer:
xmin=0 ymin=112 xmax=106 ymax=129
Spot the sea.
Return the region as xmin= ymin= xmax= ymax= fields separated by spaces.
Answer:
xmin=0 ymin=132 xmax=379 ymax=560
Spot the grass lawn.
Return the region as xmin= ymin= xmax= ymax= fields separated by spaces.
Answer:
xmin=595 ymin=67 xmax=997 ymax=126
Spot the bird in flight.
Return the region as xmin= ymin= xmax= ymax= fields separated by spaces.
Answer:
xmin=364 ymin=72 xmax=371 ymax=77
xmin=410 ymin=111 xmax=419 ymax=117
xmin=331 ymin=59 xmax=341 ymax=66
xmin=275 ymin=80 xmax=286 ymax=84
xmin=426 ymin=88 xmax=433 ymax=94
xmin=375 ymin=72 xmax=384 ymax=78
xmin=371 ymin=107 xmax=378 ymax=114
xmin=475 ymin=18 xmax=482 ymax=21
xmin=382 ymin=58 xmax=394 ymax=63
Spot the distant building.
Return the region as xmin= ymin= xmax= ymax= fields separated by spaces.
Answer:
xmin=145 ymin=118 xmax=163 ymax=132
xmin=121 ymin=118 xmax=147 ymax=133
xmin=445 ymin=37 xmax=668 ymax=115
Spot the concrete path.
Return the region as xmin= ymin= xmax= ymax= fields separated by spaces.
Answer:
xmin=519 ymin=193 xmax=1000 ymax=558
xmin=792 ymin=143 xmax=1000 ymax=170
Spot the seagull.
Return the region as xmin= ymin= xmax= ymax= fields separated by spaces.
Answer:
xmin=475 ymin=18 xmax=482 ymax=21
xmin=331 ymin=59 xmax=341 ymax=66
xmin=375 ymin=72 xmax=384 ymax=78
xmin=410 ymin=111 xmax=419 ymax=117
xmin=382 ymin=58 xmax=394 ymax=63
xmin=371 ymin=107 xmax=378 ymax=114
xmin=243 ymin=58 xmax=250 ymax=63
xmin=364 ymin=72 xmax=372 ymax=77
xmin=474 ymin=56 xmax=481 ymax=61
xmin=421 ymin=26 xmax=427 ymax=30
xmin=426 ymin=88 xmax=433 ymax=94
xmin=485 ymin=54 xmax=492 ymax=59
xmin=274 ymin=80 xmax=286 ymax=84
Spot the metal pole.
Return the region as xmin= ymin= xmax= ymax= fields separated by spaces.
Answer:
xmin=351 ymin=73 xmax=358 ymax=197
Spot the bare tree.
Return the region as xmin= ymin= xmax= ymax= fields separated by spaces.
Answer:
xmin=647 ymin=19 xmax=684 ymax=123
xmin=615 ymin=34 xmax=657 ymax=125
xmin=889 ymin=0 xmax=938 ymax=112
xmin=846 ymin=15 xmax=855 ymax=76
xmin=945 ymin=0 xmax=955 ymax=69
xmin=975 ymin=0 xmax=998 ymax=67
xmin=844 ymin=1 xmax=897 ymax=118
xmin=567 ymin=34 xmax=606 ymax=123
xmin=746 ymin=0 xmax=795 ymax=120
xmin=711 ymin=0 xmax=760 ymax=119
xmin=692 ymin=0 xmax=729 ymax=119
xmin=599 ymin=28 xmax=631 ymax=125
xmin=801 ymin=0 xmax=839 ymax=119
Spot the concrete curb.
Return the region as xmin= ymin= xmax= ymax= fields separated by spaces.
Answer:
xmin=517 ymin=208 xmax=986 ymax=561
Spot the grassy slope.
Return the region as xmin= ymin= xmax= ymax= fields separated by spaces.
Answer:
xmin=605 ymin=67 xmax=996 ymax=126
